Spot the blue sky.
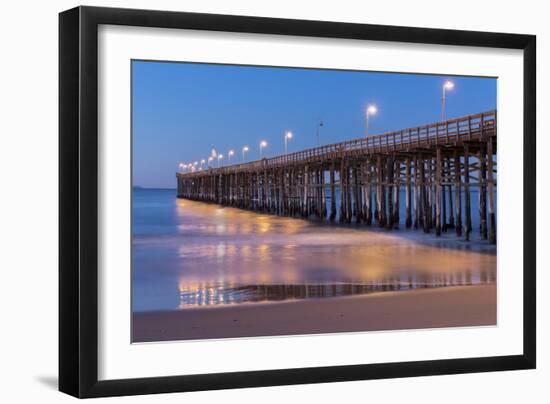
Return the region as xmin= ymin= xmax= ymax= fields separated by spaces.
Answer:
xmin=132 ymin=60 xmax=496 ymax=188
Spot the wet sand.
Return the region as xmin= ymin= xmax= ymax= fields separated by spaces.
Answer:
xmin=133 ymin=284 xmax=496 ymax=342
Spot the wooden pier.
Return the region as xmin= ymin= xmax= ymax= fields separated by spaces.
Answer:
xmin=177 ymin=110 xmax=497 ymax=243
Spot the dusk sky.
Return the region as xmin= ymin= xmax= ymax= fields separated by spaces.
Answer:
xmin=132 ymin=60 xmax=496 ymax=189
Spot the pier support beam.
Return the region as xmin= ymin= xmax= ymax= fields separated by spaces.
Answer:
xmin=339 ymin=160 xmax=346 ymax=223
xmin=365 ymin=159 xmax=373 ymax=225
xmin=345 ymin=163 xmax=352 ymax=223
xmin=329 ymin=162 xmax=336 ymax=221
xmin=435 ymin=148 xmax=442 ymax=236
xmin=487 ymin=140 xmax=496 ymax=244
xmin=464 ymin=144 xmax=472 ymax=241
xmin=478 ymin=146 xmax=488 ymax=240
xmin=303 ymin=165 xmax=309 ymax=217
xmin=264 ymin=169 xmax=269 ymax=212
xmin=386 ymin=155 xmax=394 ymax=229
xmin=375 ymin=156 xmax=381 ymax=224
xmin=405 ymin=157 xmax=412 ymax=228
xmin=454 ymin=150 xmax=462 ymax=237
xmin=317 ymin=167 xmax=323 ymax=219
xmin=447 ymin=158 xmax=455 ymax=229
xmin=376 ymin=156 xmax=386 ymax=227
xmin=413 ymin=156 xmax=420 ymax=229
xmin=393 ymin=158 xmax=400 ymax=229
xmin=354 ymin=165 xmax=362 ymax=223
xmin=427 ymin=156 xmax=435 ymax=229
xmin=421 ymin=158 xmax=429 ymax=233
xmin=441 ymin=161 xmax=447 ymax=232
xmin=321 ymin=167 xmax=327 ymax=220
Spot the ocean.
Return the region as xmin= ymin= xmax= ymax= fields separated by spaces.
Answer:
xmin=132 ymin=188 xmax=496 ymax=312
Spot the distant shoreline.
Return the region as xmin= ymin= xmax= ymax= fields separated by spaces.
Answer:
xmin=133 ymin=186 xmax=176 ymax=191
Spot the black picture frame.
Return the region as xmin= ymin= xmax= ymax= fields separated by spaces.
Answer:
xmin=59 ymin=5 xmax=536 ymax=398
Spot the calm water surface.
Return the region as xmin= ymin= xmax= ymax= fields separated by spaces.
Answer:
xmin=132 ymin=188 xmax=496 ymax=312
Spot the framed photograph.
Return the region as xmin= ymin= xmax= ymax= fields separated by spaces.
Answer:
xmin=59 ymin=6 xmax=536 ymax=398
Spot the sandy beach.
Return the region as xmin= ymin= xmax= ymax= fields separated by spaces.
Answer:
xmin=133 ymin=284 xmax=496 ymax=342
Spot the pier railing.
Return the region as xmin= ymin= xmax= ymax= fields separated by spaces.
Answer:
xmin=179 ymin=110 xmax=496 ymax=177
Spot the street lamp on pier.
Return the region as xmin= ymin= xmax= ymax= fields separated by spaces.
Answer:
xmin=242 ymin=146 xmax=249 ymax=162
xmin=365 ymin=104 xmax=377 ymax=137
xmin=284 ymin=131 xmax=293 ymax=154
xmin=316 ymin=121 xmax=323 ymax=146
xmin=217 ymin=154 xmax=223 ymax=167
xmin=442 ymin=80 xmax=454 ymax=121
xmin=259 ymin=140 xmax=267 ymax=159
xmin=228 ymin=149 xmax=234 ymax=164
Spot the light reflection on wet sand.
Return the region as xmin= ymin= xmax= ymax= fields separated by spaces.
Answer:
xmin=132 ymin=192 xmax=496 ymax=312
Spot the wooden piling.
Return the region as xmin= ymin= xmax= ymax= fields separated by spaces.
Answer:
xmin=428 ymin=158 xmax=434 ymax=229
xmin=386 ymin=156 xmax=394 ymax=229
xmin=393 ymin=158 xmax=400 ymax=229
xmin=421 ymin=158 xmax=429 ymax=233
xmin=303 ymin=165 xmax=309 ymax=217
xmin=321 ymin=167 xmax=327 ymax=220
xmin=464 ymin=144 xmax=472 ymax=241
xmin=487 ymin=140 xmax=496 ymax=244
xmin=264 ymin=169 xmax=269 ymax=212
xmin=376 ymin=156 xmax=385 ymax=227
xmin=317 ymin=168 xmax=323 ymax=219
xmin=339 ymin=160 xmax=346 ymax=223
xmin=413 ymin=156 xmax=420 ymax=229
xmin=365 ymin=159 xmax=373 ymax=225
xmin=478 ymin=146 xmax=488 ymax=240
xmin=441 ymin=161 xmax=447 ymax=232
xmin=375 ymin=156 xmax=381 ymax=224
xmin=446 ymin=158 xmax=455 ymax=228
xmin=354 ymin=165 xmax=362 ymax=223
xmin=454 ymin=150 xmax=462 ymax=237
xmin=329 ymin=162 xmax=336 ymax=221
xmin=435 ymin=148 xmax=442 ymax=236
xmin=345 ymin=163 xmax=352 ymax=223
xmin=405 ymin=157 xmax=412 ymax=228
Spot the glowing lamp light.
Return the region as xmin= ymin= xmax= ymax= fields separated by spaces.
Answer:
xmin=442 ymin=81 xmax=455 ymax=121
xmin=444 ymin=80 xmax=454 ymax=90
xmin=259 ymin=141 xmax=267 ymax=159
xmin=365 ymin=104 xmax=378 ymax=137
xmin=284 ymin=131 xmax=293 ymax=154
xmin=242 ymin=146 xmax=249 ymax=162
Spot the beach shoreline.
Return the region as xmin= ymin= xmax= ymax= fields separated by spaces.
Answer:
xmin=133 ymin=284 xmax=496 ymax=343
